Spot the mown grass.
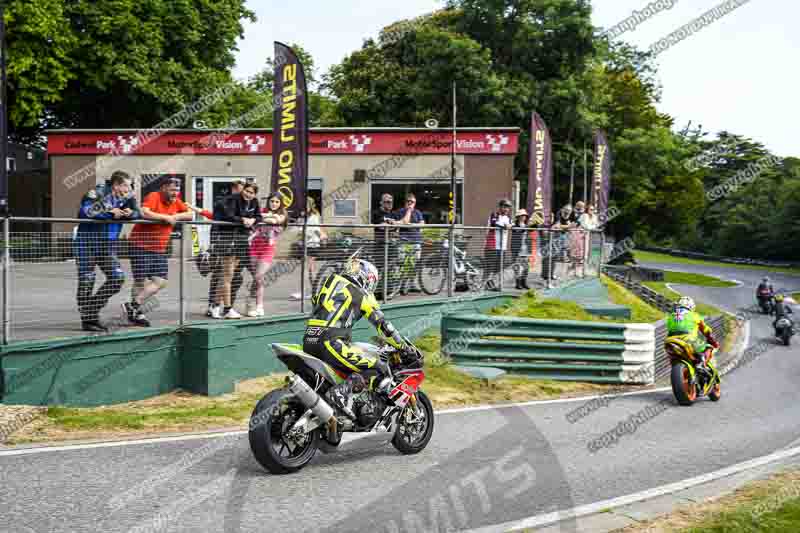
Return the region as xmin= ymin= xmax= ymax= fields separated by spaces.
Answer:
xmin=662 ymin=270 xmax=738 ymax=288
xmin=633 ymin=250 xmax=800 ymax=275
xmin=616 ymin=470 xmax=800 ymax=533
xmin=602 ymin=275 xmax=665 ymax=323
xmin=643 ymin=281 xmax=725 ymax=318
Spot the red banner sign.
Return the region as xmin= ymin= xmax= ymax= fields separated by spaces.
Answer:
xmin=47 ymin=130 xmax=519 ymax=156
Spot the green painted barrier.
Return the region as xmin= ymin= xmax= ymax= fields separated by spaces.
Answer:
xmin=442 ymin=313 xmax=655 ymax=384
xmin=0 ymin=293 xmax=514 ymax=406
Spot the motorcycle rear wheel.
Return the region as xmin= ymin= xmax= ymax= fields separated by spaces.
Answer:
xmin=392 ymin=390 xmax=435 ymax=454
xmin=249 ymin=389 xmax=320 ymax=475
xmin=783 ymin=329 xmax=792 ymax=346
xmin=671 ymin=362 xmax=697 ymax=406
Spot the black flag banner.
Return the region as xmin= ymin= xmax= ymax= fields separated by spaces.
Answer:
xmin=270 ymin=42 xmax=308 ymax=219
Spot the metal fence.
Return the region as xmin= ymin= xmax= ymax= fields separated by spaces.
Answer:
xmin=0 ymin=217 xmax=605 ymax=343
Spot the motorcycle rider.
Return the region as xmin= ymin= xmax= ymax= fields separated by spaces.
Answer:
xmin=772 ymin=293 xmax=794 ymax=332
xmin=666 ymin=296 xmax=720 ymax=372
xmin=303 ymin=253 xmax=417 ymax=419
xmin=757 ymin=277 xmax=775 ymax=312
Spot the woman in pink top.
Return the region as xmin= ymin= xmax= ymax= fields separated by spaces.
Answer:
xmin=248 ymin=193 xmax=287 ymax=317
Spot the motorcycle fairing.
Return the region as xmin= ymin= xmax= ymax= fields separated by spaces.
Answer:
xmin=271 ymin=343 xmax=345 ymax=386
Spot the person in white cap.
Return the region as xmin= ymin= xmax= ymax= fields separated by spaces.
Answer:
xmin=510 ymin=208 xmax=533 ymax=289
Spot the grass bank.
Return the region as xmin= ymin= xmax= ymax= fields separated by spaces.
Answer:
xmin=661 ymin=270 xmax=739 ymax=288
xmin=634 ymin=250 xmax=800 ymax=276
xmin=4 ymin=362 xmax=609 ymax=445
xmin=643 ymin=281 xmax=725 ymax=318
xmin=617 ymin=469 xmax=800 ymax=532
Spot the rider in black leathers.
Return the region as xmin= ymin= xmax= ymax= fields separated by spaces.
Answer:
xmin=303 ymin=255 xmax=416 ymax=419
xmin=757 ymin=277 xmax=775 ymax=312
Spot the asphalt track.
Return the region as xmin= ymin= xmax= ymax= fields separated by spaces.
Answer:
xmin=0 ymin=259 xmax=798 ymax=533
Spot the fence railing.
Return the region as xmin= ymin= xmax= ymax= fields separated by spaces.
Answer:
xmin=0 ymin=216 xmax=605 ymax=343
xmin=603 ymin=267 xmax=674 ymax=312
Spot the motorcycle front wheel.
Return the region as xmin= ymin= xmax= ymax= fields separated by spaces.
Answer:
xmin=249 ymin=388 xmax=320 ymax=475
xmin=783 ymin=329 xmax=792 ymax=346
xmin=392 ymin=390 xmax=435 ymax=454
xmin=671 ymin=361 xmax=697 ymax=406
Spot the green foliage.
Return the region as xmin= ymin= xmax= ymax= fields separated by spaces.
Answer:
xmin=6 ymin=0 xmax=255 ymax=143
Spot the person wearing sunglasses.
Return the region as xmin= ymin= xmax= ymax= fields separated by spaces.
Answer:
xmin=394 ymin=193 xmax=425 ymax=243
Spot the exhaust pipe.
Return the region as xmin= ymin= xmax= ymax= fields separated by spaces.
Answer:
xmin=287 ymin=375 xmax=334 ymax=423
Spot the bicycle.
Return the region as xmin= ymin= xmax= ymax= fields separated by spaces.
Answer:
xmin=385 ymin=238 xmax=422 ymax=299
xmin=418 ymin=236 xmax=484 ymax=295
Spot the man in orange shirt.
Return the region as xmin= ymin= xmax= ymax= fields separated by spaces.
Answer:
xmin=124 ymin=177 xmax=193 ymax=326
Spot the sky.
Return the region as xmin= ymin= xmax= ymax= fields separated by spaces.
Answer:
xmin=232 ymin=0 xmax=797 ymax=158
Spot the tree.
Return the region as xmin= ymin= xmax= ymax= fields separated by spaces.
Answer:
xmin=5 ymin=0 xmax=255 ymax=143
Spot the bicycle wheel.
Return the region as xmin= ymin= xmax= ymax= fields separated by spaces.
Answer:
xmin=418 ymin=255 xmax=446 ymax=295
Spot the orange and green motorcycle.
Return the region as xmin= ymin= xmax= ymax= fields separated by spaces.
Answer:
xmin=665 ymin=336 xmax=721 ymax=406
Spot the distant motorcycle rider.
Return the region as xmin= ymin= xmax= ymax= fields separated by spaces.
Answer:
xmin=772 ymin=293 xmax=794 ymax=330
xmin=303 ymin=253 xmax=417 ymax=419
xmin=666 ymin=297 xmax=720 ymax=371
xmin=757 ymin=277 xmax=775 ymax=311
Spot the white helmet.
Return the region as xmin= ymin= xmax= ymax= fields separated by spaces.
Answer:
xmin=677 ymin=296 xmax=695 ymax=312
xmin=343 ymin=251 xmax=379 ymax=294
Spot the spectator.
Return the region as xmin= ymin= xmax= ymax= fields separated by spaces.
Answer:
xmin=124 ymin=177 xmax=193 ymax=326
xmin=577 ymin=203 xmax=600 ymax=276
xmin=553 ymin=204 xmax=575 ymax=273
xmin=394 ymin=193 xmax=425 ymax=243
xmin=74 ymin=171 xmax=140 ymax=332
xmin=510 ymin=209 xmax=533 ymax=290
xmin=206 ymin=180 xmax=246 ymax=317
xmin=290 ymin=197 xmax=327 ymax=301
xmin=484 ymin=198 xmax=513 ymax=291
xmin=209 ymin=182 xmax=262 ymax=319
xmin=393 ymin=193 xmax=425 ymax=292
xmin=570 ymin=201 xmax=588 ymax=274
xmin=578 ymin=203 xmax=599 ymax=230
xmin=248 ymin=192 xmax=288 ymax=316
xmin=371 ymin=193 xmax=398 ymax=296
xmin=538 ymin=212 xmax=557 ymax=281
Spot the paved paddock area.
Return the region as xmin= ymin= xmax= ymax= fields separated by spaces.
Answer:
xmin=5 ymin=255 xmax=589 ymax=343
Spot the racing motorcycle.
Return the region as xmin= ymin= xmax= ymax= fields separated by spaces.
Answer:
xmin=775 ymin=316 xmax=795 ymax=346
xmin=665 ymin=336 xmax=721 ymax=406
xmin=757 ymin=291 xmax=774 ymax=314
xmin=248 ymin=339 xmax=434 ymax=474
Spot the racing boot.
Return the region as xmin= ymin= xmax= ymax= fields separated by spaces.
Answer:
xmin=327 ymin=374 xmax=365 ymax=420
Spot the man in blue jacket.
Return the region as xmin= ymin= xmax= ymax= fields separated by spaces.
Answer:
xmin=75 ymin=171 xmax=140 ymax=331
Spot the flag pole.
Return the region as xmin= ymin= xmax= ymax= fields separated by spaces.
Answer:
xmin=450 ymin=81 xmax=456 ymax=224
xmin=569 ymin=157 xmax=575 ymax=206
xmin=583 ymin=141 xmax=588 ymax=206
